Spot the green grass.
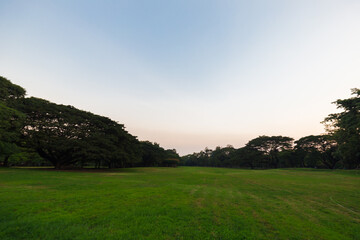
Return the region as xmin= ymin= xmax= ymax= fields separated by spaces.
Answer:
xmin=0 ymin=167 xmax=359 ymax=240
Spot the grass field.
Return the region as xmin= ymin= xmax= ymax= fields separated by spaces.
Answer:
xmin=0 ymin=167 xmax=359 ymax=240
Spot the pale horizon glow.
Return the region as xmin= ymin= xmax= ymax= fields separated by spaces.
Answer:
xmin=1 ymin=0 xmax=360 ymax=155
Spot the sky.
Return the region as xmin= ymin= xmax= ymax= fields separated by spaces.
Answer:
xmin=1 ymin=0 xmax=359 ymax=155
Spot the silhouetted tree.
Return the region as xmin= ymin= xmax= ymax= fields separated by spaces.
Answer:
xmin=229 ymin=146 xmax=265 ymax=169
xmin=210 ymin=145 xmax=235 ymax=167
xmin=139 ymin=142 xmax=180 ymax=167
xmin=323 ymin=88 xmax=360 ymax=169
xmin=246 ymin=136 xmax=294 ymax=168
xmin=0 ymin=76 xmax=25 ymax=103
xmin=16 ymin=97 xmax=140 ymax=169
xmin=295 ymin=135 xmax=339 ymax=169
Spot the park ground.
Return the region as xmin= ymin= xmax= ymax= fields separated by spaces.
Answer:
xmin=0 ymin=167 xmax=359 ymax=239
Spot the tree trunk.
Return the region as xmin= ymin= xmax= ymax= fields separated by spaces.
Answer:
xmin=55 ymin=162 xmax=62 ymax=169
xmin=3 ymin=156 xmax=9 ymax=167
xmin=321 ymin=155 xmax=333 ymax=169
xmin=250 ymin=163 xmax=254 ymax=169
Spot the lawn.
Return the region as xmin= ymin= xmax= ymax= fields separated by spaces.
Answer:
xmin=0 ymin=167 xmax=359 ymax=240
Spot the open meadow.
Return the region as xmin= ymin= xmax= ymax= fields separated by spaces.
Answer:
xmin=0 ymin=167 xmax=359 ymax=240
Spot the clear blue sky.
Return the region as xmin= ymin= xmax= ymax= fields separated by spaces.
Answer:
xmin=1 ymin=0 xmax=359 ymax=155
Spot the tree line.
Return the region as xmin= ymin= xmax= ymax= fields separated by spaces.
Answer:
xmin=1 ymin=76 xmax=359 ymax=169
xmin=181 ymin=89 xmax=360 ymax=169
xmin=0 ymin=76 xmax=180 ymax=168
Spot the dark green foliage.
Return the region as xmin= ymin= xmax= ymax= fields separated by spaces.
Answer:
xmin=230 ymin=146 xmax=265 ymax=168
xmin=0 ymin=76 xmax=179 ymax=169
xmin=0 ymin=141 xmax=20 ymax=167
xmin=139 ymin=141 xmax=180 ymax=167
xmin=1 ymin=75 xmax=359 ymax=169
xmin=0 ymin=77 xmax=26 ymax=167
xmin=246 ymin=136 xmax=294 ymax=168
xmin=7 ymin=151 xmax=48 ymax=166
xmin=295 ymin=135 xmax=339 ymax=169
xmin=182 ymin=136 xmax=294 ymax=169
xmin=181 ymin=146 xmax=236 ymax=167
xmin=0 ymin=76 xmax=25 ymax=103
xmin=182 ymin=135 xmax=342 ymax=169
xmin=324 ymin=88 xmax=360 ymax=169
xmin=140 ymin=141 xmax=166 ymax=166
xmin=210 ymin=145 xmax=235 ymax=167
xmin=0 ymin=103 xmax=25 ymax=143
xmin=15 ymin=97 xmax=141 ymax=169
xmin=161 ymin=158 xmax=179 ymax=167
xmin=163 ymin=149 xmax=180 ymax=167
xmin=180 ymin=148 xmax=211 ymax=167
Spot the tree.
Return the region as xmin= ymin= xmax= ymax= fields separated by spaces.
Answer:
xmin=0 ymin=76 xmax=26 ymax=167
xmin=139 ymin=142 xmax=179 ymax=167
xmin=230 ymin=146 xmax=265 ymax=169
xmin=162 ymin=149 xmax=180 ymax=167
xmin=295 ymin=135 xmax=339 ymax=169
xmin=323 ymin=88 xmax=360 ymax=169
xmin=16 ymin=97 xmax=140 ymax=169
xmin=246 ymin=136 xmax=294 ymax=168
xmin=0 ymin=76 xmax=26 ymax=103
xmin=0 ymin=103 xmax=24 ymax=137
xmin=162 ymin=158 xmax=180 ymax=167
xmin=1 ymin=76 xmax=180 ymax=169
xmin=140 ymin=141 xmax=166 ymax=167
xmin=0 ymin=104 xmax=25 ymax=155
xmin=180 ymin=154 xmax=198 ymax=166
xmin=210 ymin=145 xmax=235 ymax=167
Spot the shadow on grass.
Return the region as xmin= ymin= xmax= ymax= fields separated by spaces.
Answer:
xmin=11 ymin=167 xmax=144 ymax=173
xmin=280 ymin=168 xmax=360 ymax=176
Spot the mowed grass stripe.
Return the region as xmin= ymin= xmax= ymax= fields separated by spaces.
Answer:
xmin=0 ymin=167 xmax=359 ymax=239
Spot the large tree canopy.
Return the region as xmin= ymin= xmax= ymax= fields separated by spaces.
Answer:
xmin=229 ymin=146 xmax=265 ymax=169
xmin=0 ymin=103 xmax=25 ymax=143
xmin=0 ymin=76 xmax=178 ymax=169
xmin=0 ymin=104 xmax=25 ymax=167
xmin=246 ymin=136 xmax=294 ymax=168
xmin=0 ymin=77 xmax=26 ymax=166
xmin=323 ymin=88 xmax=360 ymax=169
xmin=2 ymin=75 xmax=359 ymax=170
xmin=0 ymin=76 xmax=25 ymax=102
xmin=16 ymin=97 xmax=141 ymax=168
xmin=139 ymin=141 xmax=180 ymax=167
xmin=295 ymin=135 xmax=339 ymax=169
xmin=0 ymin=76 xmax=26 ymax=143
